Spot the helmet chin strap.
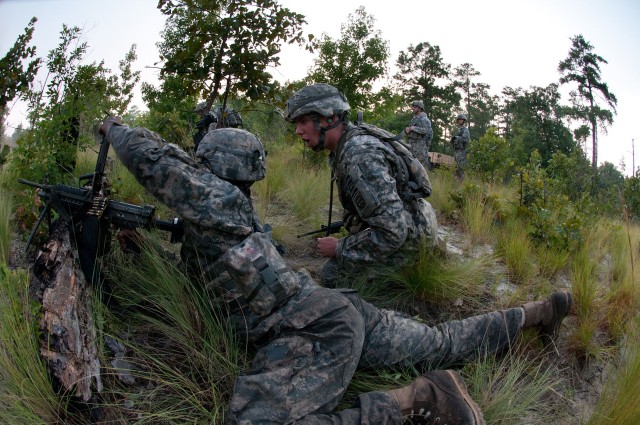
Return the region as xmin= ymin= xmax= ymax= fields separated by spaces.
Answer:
xmin=312 ymin=115 xmax=342 ymax=152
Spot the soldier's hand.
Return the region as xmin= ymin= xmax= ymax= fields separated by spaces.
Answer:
xmin=405 ymin=126 xmax=412 ymax=134
xmin=100 ymin=116 xmax=123 ymax=136
xmin=316 ymin=236 xmax=338 ymax=258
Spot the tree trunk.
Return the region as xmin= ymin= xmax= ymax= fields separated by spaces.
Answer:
xmin=30 ymin=219 xmax=102 ymax=402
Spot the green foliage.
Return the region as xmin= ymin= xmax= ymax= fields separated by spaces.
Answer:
xmin=0 ymin=17 xmax=41 ymax=109
xmin=502 ymin=85 xmax=576 ymax=168
xmin=546 ymin=149 xmax=592 ymax=202
xmin=495 ymin=218 xmax=536 ymax=285
xmin=527 ymin=205 xmax=584 ymax=252
xmin=468 ymin=127 xmax=513 ymax=182
xmin=8 ymin=25 xmax=139 ymax=183
xmin=623 ymin=173 xmax=640 ymax=221
xmin=156 ymin=0 xmax=307 ymax=108
xmin=308 ymin=6 xmax=389 ymax=111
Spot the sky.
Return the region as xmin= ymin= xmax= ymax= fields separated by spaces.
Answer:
xmin=1 ymin=0 xmax=638 ymax=175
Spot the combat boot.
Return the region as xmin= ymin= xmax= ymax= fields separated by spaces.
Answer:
xmin=387 ymin=369 xmax=486 ymax=425
xmin=522 ymin=291 xmax=572 ymax=345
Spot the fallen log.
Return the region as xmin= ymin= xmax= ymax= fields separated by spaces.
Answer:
xmin=30 ymin=219 xmax=102 ymax=402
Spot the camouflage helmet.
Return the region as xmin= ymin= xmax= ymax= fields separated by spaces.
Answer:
xmin=216 ymin=105 xmax=243 ymax=128
xmin=456 ymin=113 xmax=467 ymax=122
xmin=194 ymin=101 xmax=208 ymax=114
xmin=196 ymin=128 xmax=266 ymax=182
xmin=284 ymin=83 xmax=350 ymax=122
xmin=411 ymin=100 xmax=425 ymax=110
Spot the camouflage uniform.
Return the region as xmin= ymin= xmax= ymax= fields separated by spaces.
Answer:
xmin=406 ymin=111 xmax=433 ymax=169
xmin=450 ymin=120 xmax=470 ymax=179
xmin=106 ymin=123 xmax=526 ymax=424
xmin=320 ymin=124 xmax=439 ymax=285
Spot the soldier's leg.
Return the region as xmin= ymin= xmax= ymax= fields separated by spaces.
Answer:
xmin=225 ymin=288 xmax=402 ymax=425
xmin=360 ymin=302 xmax=524 ymax=369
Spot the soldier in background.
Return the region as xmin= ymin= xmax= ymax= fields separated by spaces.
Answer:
xmin=450 ymin=113 xmax=470 ymax=180
xmin=192 ymin=102 xmax=243 ymax=150
xmin=405 ymin=100 xmax=433 ymax=170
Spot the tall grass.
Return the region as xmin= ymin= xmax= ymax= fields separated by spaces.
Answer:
xmin=428 ymin=168 xmax=457 ymax=217
xmin=586 ymin=316 xmax=640 ymax=425
xmin=602 ymin=222 xmax=640 ymax=341
xmin=0 ymin=265 xmax=66 ymax=424
xmin=282 ymin=162 xmax=331 ymax=227
xmin=495 ymin=217 xmax=536 ymax=285
xmin=568 ymin=227 xmax=605 ymax=359
xmin=0 ymin=188 xmax=11 ymax=265
xmin=461 ymin=190 xmax=495 ymax=246
xmin=105 ymin=241 xmax=244 ymax=422
xmin=464 ymin=348 xmax=565 ymax=425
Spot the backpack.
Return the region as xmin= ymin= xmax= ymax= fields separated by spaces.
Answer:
xmin=345 ymin=121 xmax=432 ymax=201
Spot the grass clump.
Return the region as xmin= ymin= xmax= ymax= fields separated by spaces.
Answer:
xmin=495 ymin=217 xmax=536 ymax=285
xmin=383 ymin=245 xmax=493 ymax=307
xmin=464 ymin=349 xmax=564 ymax=424
xmin=104 ymin=241 xmax=245 ymax=422
xmin=0 ymin=265 xmax=66 ymax=424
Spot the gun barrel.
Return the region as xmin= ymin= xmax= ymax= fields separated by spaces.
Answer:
xmin=18 ymin=178 xmax=46 ymax=190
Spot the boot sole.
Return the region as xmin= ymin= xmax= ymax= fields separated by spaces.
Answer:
xmin=445 ymin=370 xmax=487 ymax=425
xmin=541 ymin=291 xmax=572 ymax=346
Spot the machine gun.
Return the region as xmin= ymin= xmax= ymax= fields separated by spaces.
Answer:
xmin=296 ymin=221 xmax=344 ymax=238
xmin=19 ymin=128 xmax=183 ymax=287
xmin=19 ymin=179 xmax=184 ymax=249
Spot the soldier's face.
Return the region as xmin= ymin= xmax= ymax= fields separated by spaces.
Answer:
xmin=294 ymin=115 xmax=319 ymax=149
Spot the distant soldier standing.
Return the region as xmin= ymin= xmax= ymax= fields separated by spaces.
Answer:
xmin=450 ymin=113 xmax=470 ymax=180
xmin=405 ymin=100 xmax=433 ymax=169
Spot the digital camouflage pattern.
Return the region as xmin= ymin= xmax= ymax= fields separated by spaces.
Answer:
xmin=284 ymin=83 xmax=350 ymax=122
xmin=406 ymin=111 xmax=433 ymax=168
xmin=450 ymin=123 xmax=471 ymax=179
xmin=107 ymin=123 xmax=527 ymax=424
xmin=323 ymin=126 xmax=439 ymax=284
xmin=196 ymin=128 xmax=266 ymax=182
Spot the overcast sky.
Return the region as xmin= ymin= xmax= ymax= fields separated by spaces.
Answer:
xmin=1 ymin=0 xmax=638 ymax=175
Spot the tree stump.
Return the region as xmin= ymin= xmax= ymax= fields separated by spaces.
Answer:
xmin=30 ymin=219 xmax=102 ymax=401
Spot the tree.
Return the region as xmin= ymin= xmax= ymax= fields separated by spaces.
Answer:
xmin=0 ymin=17 xmax=41 ymax=109
xmin=10 ymin=25 xmax=139 ymax=182
xmin=394 ymin=42 xmax=459 ymax=153
xmin=308 ymin=6 xmax=389 ymax=111
xmin=502 ymin=84 xmax=576 ymax=167
xmin=155 ymin=0 xmax=307 ymax=115
xmin=558 ymin=34 xmax=617 ymax=172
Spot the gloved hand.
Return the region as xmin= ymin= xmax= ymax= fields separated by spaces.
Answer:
xmin=100 ymin=116 xmax=123 ymax=136
xmin=196 ymin=113 xmax=216 ymax=129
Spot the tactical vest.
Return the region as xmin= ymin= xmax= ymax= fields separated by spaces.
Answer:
xmin=344 ymin=123 xmax=432 ymax=202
